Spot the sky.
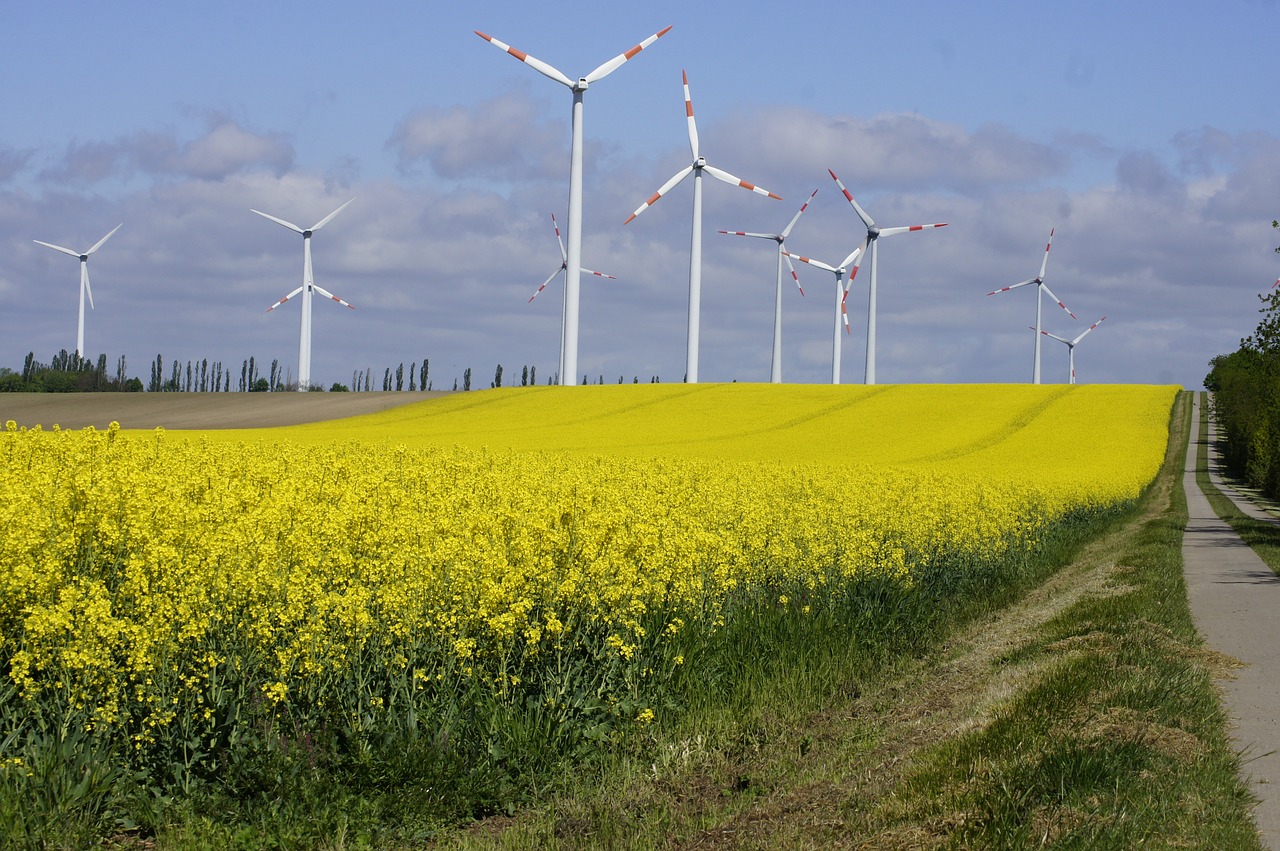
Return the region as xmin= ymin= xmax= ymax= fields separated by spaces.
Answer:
xmin=2 ymin=1 xmax=1279 ymax=392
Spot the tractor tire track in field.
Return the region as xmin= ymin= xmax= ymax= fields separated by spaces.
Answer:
xmin=909 ymin=384 xmax=1074 ymax=465
xmin=624 ymin=385 xmax=898 ymax=453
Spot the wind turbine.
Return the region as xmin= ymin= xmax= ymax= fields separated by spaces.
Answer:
xmin=528 ymin=213 xmax=617 ymax=383
xmin=253 ymin=199 xmax=355 ymax=391
xmin=626 ymin=70 xmax=781 ymax=384
xmin=987 ymin=228 xmax=1076 ymax=384
xmin=783 ymin=244 xmax=864 ymax=384
xmin=33 ymin=224 xmax=123 ymax=358
xmin=719 ymin=189 xmax=817 ymax=383
xmin=476 ymin=25 xmax=671 ymax=387
xmin=1039 ymin=316 xmax=1106 ymax=384
xmin=828 ymin=169 xmax=947 ymax=385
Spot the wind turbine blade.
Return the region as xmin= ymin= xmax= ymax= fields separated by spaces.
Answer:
xmin=251 ymin=209 xmax=305 ymax=234
xmin=780 ymin=188 xmax=819 ymax=239
xmin=987 ymin=278 xmax=1037 ymax=296
xmin=1039 ymin=228 xmax=1055 ymax=280
xmin=266 ymin=286 xmax=305 ymax=312
xmin=82 ymin=264 xmax=94 ymax=310
xmin=681 ymin=69 xmax=700 ymax=160
xmin=624 ymin=165 xmax=694 ymax=224
xmin=879 ymin=222 xmax=948 ymax=237
xmin=86 ymin=223 xmax=123 ymax=255
xmin=474 ymin=31 xmax=574 ymax=88
xmin=1038 ymin=329 xmax=1071 ymax=345
xmin=580 ymin=267 xmax=617 ymax=279
xmin=33 ymin=240 xmax=82 ymax=258
xmin=529 ymin=266 xmax=562 ymax=303
xmin=718 ymin=230 xmax=777 ymax=240
xmin=310 ymin=198 xmax=354 ymax=232
xmin=828 ymin=168 xmax=874 ymax=229
xmin=703 ymin=164 xmax=781 ymax=199
xmin=838 ymin=244 xmax=864 ymax=271
xmin=1072 ymin=315 xmax=1106 ymax=345
xmin=782 ymin=250 xmax=837 ymax=274
xmin=782 ymin=252 xmax=804 ymax=296
xmin=584 ymin=25 xmax=672 ymax=83
xmin=841 ymin=297 xmax=851 ymax=333
xmin=1273 ymin=277 xmax=1280 ymax=289
xmin=551 ymin=213 xmax=567 ymax=262
xmin=312 ymin=284 xmax=355 ymax=309
xmin=841 ymin=240 xmax=869 ymax=295
xmin=1039 ymin=281 xmax=1076 ymax=319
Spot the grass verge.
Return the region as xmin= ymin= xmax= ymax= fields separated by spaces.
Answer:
xmin=1197 ymin=391 xmax=1280 ymax=576
xmin=434 ymin=390 xmax=1262 ymax=849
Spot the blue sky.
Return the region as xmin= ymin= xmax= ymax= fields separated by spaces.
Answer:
xmin=2 ymin=0 xmax=1279 ymax=390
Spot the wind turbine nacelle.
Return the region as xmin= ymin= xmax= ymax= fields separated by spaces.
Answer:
xmin=574 ymin=78 xmax=589 ymax=91
xmin=694 ymin=156 xmax=706 ymax=168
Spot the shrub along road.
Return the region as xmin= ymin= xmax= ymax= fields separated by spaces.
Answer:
xmin=1185 ymin=394 xmax=1280 ymax=849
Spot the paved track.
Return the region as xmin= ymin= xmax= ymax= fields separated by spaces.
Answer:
xmin=1184 ymin=394 xmax=1280 ymax=849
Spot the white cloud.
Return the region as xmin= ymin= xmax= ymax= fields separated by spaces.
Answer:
xmin=715 ymin=106 xmax=1072 ymax=192
xmin=6 ymin=96 xmax=1280 ymax=392
xmin=387 ymin=90 xmax=565 ymax=182
xmin=38 ymin=120 xmax=294 ymax=185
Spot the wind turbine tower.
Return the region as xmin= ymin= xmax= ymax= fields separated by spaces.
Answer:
xmin=476 ymin=25 xmax=671 ymax=387
xmin=783 ymin=244 xmax=864 ymax=384
xmin=33 ymin=224 xmax=123 ymax=358
xmin=828 ymin=170 xmax=947 ymax=384
xmin=719 ymin=189 xmax=817 ymax=383
xmin=626 ymin=70 xmax=781 ymax=384
xmin=253 ymin=199 xmax=355 ymax=391
xmin=1040 ymin=316 xmax=1106 ymax=384
xmin=988 ymin=228 xmax=1076 ymax=384
xmin=527 ymin=213 xmax=616 ymax=382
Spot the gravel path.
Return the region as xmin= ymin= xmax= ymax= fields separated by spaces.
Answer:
xmin=1184 ymin=394 xmax=1280 ymax=849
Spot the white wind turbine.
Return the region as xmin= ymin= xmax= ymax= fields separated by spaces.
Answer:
xmin=1039 ymin=316 xmax=1106 ymax=384
xmin=828 ymin=169 xmax=947 ymax=385
xmin=528 ymin=213 xmax=616 ymax=383
xmin=626 ymin=70 xmax=781 ymax=384
xmin=719 ymin=189 xmax=817 ymax=383
xmin=476 ymin=25 xmax=671 ymax=387
xmin=987 ymin=228 xmax=1076 ymax=384
xmin=253 ymin=199 xmax=355 ymax=391
xmin=782 ymin=244 xmax=864 ymax=385
xmin=33 ymin=224 xmax=123 ymax=358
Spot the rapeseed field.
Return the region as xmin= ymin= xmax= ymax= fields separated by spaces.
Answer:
xmin=0 ymin=383 xmax=1177 ymax=837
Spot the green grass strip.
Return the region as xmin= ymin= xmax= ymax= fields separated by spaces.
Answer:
xmin=863 ymin=391 xmax=1260 ymax=848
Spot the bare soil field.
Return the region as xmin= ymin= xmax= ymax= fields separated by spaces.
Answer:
xmin=0 ymin=391 xmax=449 ymax=430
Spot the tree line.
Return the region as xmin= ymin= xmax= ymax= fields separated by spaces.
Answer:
xmin=1204 ymin=218 xmax=1280 ymax=496
xmin=0 ymin=350 xmax=140 ymax=392
xmin=2 ymin=349 xmax=677 ymax=394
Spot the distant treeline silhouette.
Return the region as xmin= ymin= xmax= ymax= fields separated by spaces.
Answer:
xmin=2 ymin=350 xmax=675 ymax=394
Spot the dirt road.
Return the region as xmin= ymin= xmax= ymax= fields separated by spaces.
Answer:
xmin=0 ymin=391 xmax=445 ymax=430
